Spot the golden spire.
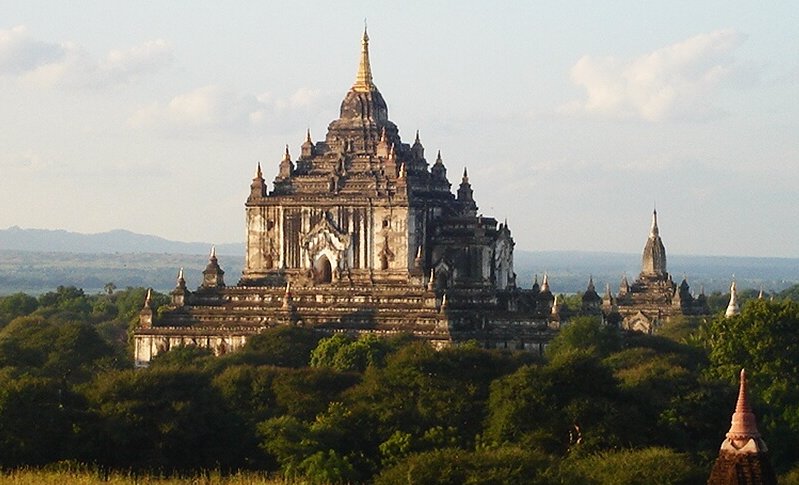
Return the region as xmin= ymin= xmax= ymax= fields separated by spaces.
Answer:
xmin=353 ymin=24 xmax=375 ymax=92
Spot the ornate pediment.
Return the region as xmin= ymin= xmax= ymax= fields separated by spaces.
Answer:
xmin=301 ymin=212 xmax=350 ymax=264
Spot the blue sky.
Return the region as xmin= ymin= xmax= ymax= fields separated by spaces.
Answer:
xmin=0 ymin=1 xmax=797 ymax=257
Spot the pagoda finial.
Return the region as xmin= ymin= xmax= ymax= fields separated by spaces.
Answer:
xmin=435 ymin=150 xmax=443 ymax=164
xmin=726 ymin=369 xmax=762 ymax=443
xmin=255 ymin=162 xmax=263 ymax=178
xmin=462 ymin=167 xmax=469 ymax=182
xmin=353 ymin=24 xmax=375 ymax=92
xmin=305 ymin=129 xmax=312 ymax=143
xmin=210 ymin=245 xmax=216 ymax=259
xmin=541 ymin=273 xmax=550 ymax=292
xmin=650 ymin=209 xmax=659 ymax=238
xmin=414 ymin=130 xmax=420 ymax=143
xmin=177 ymin=267 xmax=185 ymax=282
xmin=283 ymin=144 xmax=291 ymax=162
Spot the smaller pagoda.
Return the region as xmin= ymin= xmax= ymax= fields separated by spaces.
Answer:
xmin=707 ymin=369 xmax=777 ymax=485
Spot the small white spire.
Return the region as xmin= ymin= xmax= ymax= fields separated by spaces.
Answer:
xmin=210 ymin=245 xmax=217 ymax=259
xmin=725 ymin=280 xmax=740 ymax=318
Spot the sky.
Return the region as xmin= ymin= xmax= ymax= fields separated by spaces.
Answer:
xmin=0 ymin=1 xmax=797 ymax=257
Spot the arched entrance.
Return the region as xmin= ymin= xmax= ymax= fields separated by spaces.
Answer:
xmin=313 ymin=254 xmax=333 ymax=284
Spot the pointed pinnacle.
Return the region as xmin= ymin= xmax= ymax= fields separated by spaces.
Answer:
xmin=726 ymin=368 xmax=761 ymax=440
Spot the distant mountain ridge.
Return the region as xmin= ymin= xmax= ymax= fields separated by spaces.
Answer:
xmin=0 ymin=226 xmax=796 ymax=295
xmin=0 ymin=226 xmax=244 ymax=255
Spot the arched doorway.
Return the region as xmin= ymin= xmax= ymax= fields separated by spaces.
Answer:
xmin=314 ymin=254 xmax=333 ymax=284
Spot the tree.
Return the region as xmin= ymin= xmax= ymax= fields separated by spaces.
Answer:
xmin=0 ymin=317 xmax=118 ymax=381
xmin=546 ymin=316 xmax=620 ymax=360
xmin=222 ymin=326 xmax=321 ymax=368
xmin=374 ymin=447 xmax=553 ymax=485
xmin=310 ymin=333 xmax=394 ymax=372
xmin=485 ymin=350 xmax=634 ymax=453
xmin=0 ymin=293 xmax=38 ymax=328
xmin=347 ymin=343 xmax=519 ymax=451
xmin=84 ymin=368 xmax=251 ymax=472
xmin=0 ymin=373 xmax=81 ymax=467
xmin=556 ymin=447 xmax=704 ymax=485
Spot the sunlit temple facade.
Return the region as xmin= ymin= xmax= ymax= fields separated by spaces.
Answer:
xmin=133 ymin=30 xmax=560 ymax=366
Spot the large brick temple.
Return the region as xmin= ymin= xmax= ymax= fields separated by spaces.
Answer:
xmin=133 ymin=29 xmax=560 ymax=367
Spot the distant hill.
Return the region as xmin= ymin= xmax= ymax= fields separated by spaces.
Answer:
xmin=0 ymin=226 xmax=243 ymax=255
xmin=0 ymin=227 xmax=796 ymax=295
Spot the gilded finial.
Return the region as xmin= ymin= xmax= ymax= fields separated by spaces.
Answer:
xmin=353 ymin=24 xmax=375 ymax=92
xmin=283 ymin=144 xmax=291 ymax=162
xmin=255 ymin=162 xmax=262 ymax=178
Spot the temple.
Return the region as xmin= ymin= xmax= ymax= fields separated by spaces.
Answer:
xmin=707 ymin=369 xmax=777 ymax=485
xmin=133 ymin=29 xmax=559 ymax=367
xmin=598 ymin=210 xmax=708 ymax=333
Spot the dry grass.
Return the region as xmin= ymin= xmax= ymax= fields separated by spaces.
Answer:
xmin=0 ymin=469 xmax=289 ymax=485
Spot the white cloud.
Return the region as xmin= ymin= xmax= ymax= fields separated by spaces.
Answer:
xmin=99 ymin=39 xmax=173 ymax=83
xmin=0 ymin=25 xmax=64 ymax=74
xmin=0 ymin=25 xmax=172 ymax=88
xmin=130 ymin=86 xmax=326 ymax=133
xmin=562 ymin=30 xmax=747 ymax=122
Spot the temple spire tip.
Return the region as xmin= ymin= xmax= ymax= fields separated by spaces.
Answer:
xmin=353 ymin=25 xmax=375 ymax=92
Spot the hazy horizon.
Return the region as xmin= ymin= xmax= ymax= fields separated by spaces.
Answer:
xmin=1 ymin=2 xmax=797 ymax=258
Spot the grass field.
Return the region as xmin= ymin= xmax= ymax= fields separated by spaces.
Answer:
xmin=0 ymin=469 xmax=289 ymax=485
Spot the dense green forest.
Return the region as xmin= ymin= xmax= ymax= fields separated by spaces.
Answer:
xmin=1 ymin=285 xmax=799 ymax=484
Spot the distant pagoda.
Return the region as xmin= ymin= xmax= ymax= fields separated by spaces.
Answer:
xmin=606 ymin=210 xmax=708 ymax=333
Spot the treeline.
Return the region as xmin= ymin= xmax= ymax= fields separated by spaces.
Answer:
xmin=1 ymin=285 xmax=799 ymax=483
